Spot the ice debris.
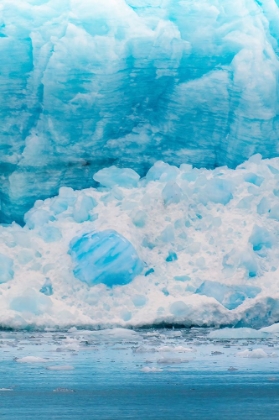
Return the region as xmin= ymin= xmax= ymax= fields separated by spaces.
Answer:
xmin=1 ymin=157 xmax=279 ymax=328
xmin=69 ymin=230 xmax=143 ymax=287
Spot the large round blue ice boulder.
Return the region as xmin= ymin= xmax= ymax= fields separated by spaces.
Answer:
xmin=69 ymin=230 xmax=143 ymax=287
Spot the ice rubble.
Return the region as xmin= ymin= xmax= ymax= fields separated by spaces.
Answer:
xmin=0 ymin=156 xmax=279 ymax=329
xmin=1 ymin=0 xmax=279 ymax=223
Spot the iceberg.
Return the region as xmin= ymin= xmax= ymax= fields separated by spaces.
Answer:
xmin=1 ymin=0 xmax=279 ymax=222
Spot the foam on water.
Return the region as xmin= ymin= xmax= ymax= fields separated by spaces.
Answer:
xmin=1 ymin=156 xmax=279 ymax=330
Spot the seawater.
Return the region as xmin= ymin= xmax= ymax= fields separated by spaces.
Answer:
xmin=0 ymin=328 xmax=279 ymax=419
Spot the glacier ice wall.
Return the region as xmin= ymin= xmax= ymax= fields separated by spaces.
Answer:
xmin=1 ymin=0 xmax=279 ymax=222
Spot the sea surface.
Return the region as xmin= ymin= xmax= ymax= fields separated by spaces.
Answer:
xmin=0 ymin=328 xmax=279 ymax=419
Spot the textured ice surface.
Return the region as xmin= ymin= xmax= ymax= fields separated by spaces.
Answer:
xmin=1 ymin=0 xmax=279 ymax=222
xmin=69 ymin=230 xmax=143 ymax=287
xmin=1 ymin=157 xmax=279 ymax=329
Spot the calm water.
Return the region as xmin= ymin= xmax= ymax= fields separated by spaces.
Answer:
xmin=0 ymin=328 xmax=279 ymax=419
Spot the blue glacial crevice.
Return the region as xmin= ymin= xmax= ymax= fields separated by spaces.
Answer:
xmin=1 ymin=0 xmax=279 ymax=223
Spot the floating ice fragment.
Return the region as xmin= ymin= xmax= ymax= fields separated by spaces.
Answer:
xmin=47 ymin=365 xmax=74 ymax=371
xmin=69 ymin=230 xmax=143 ymax=287
xmin=141 ymin=367 xmax=162 ymax=373
xmin=157 ymin=346 xmax=195 ymax=353
xmin=93 ymin=166 xmax=140 ymax=188
xmin=209 ymin=328 xmax=269 ymax=340
xmin=16 ymin=356 xmax=48 ymax=363
xmin=53 ymin=388 xmax=74 ymax=393
xmin=237 ymin=349 xmax=269 ymax=358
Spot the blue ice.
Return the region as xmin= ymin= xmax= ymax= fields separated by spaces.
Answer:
xmin=195 ymin=281 xmax=261 ymax=310
xmin=69 ymin=230 xmax=143 ymax=287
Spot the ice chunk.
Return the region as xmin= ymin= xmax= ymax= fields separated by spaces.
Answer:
xmin=244 ymin=173 xmax=264 ymax=186
xmin=162 ymin=182 xmax=182 ymax=206
xmin=132 ymin=295 xmax=147 ymax=307
xmin=16 ymin=357 xmax=49 ymax=363
xmin=47 ymin=365 xmax=74 ymax=371
xmin=237 ymin=349 xmax=269 ymax=358
xmin=249 ymin=225 xmax=273 ymax=251
xmin=24 ymin=209 xmax=53 ymax=229
xmin=159 ymin=225 xmax=175 ymax=243
xmin=38 ymin=226 xmax=62 ymax=243
xmin=146 ymin=162 xmax=179 ymax=182
xmin=195 ymin=281 xmax=261 ymax=310
xmin=0 ymin=253 xmax=14 ymax=283
xmin=174 ymin=275 xmax=191 ymax=282
xmin=209 ymin=328 xmax=269 ymax=340
xmin=170 ymin=301 xmax=189 ymax=317
xmin=199 ymin=179 xmax=233 ymax=205
xmin=132 ymin=210 xmax=147 ymax=228
xmin=93 ymin=167 xmax=140 ymax=189
xmin=69 ymin=230 xmax=143 ymax=287
xmin=10 ymin=289 xmax=52 ymax=315
xmin=73 ymin=194 xmax=97 ymax=223
xmin=141 ymin=367 xmax=162 ymax=373
xmin=257 ymin=197 xmax=271 ymax=215
xmin=269 ymin=205 xmax=279 ymax=221
xmin=166 ymin=251 xmax=178 ymax=262
xmin=40 ymin=278 xmax=53 ymax=296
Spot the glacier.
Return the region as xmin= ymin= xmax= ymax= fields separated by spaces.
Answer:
xmin=1 ymin=0 xmax=279 ymax=222
xmin=1 ymin=155 xmax=279 ymax=329
xmin=1 ymin=0 xmax=279 ymax=331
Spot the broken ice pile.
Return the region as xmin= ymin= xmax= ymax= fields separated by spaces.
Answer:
xmin=1 ymin=155 xmax=279 ymax=329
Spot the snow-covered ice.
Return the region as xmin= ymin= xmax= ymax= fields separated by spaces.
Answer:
xmin=0 ymin=157 xmax=279 ymax=329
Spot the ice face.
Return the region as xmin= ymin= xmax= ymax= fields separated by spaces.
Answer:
xmin=1 ymin=0 xmax=279 ymax=223
xmin=1 ymin=156 xmax=279 ymax=329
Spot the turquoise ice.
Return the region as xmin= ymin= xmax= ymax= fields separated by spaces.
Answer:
xmin=69 ymin=230 xmax=143 ymax=287
xmin=1 ymin=0 xmax=279 ymax=222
